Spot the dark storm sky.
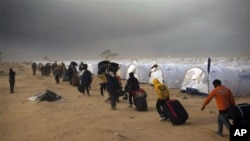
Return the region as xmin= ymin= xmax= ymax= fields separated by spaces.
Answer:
xmin=0 ymin=0 xmax=249 ymax=62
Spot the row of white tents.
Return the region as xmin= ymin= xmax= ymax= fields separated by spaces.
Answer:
xmin=33 ymin=57 xmax=250 ymax=97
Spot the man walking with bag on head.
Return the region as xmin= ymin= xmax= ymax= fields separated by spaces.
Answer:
xmin=106 ymin=71 xmax=120 ymax=110
xmin=201 ymin=79 xmax=235 ymax=137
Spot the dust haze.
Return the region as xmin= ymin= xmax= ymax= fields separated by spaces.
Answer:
xmin=1 ymin=0 xmax=249 ymax=62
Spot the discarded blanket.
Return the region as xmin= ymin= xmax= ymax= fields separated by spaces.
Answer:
xmin=28 ymin=90 xmax=63 ymax=102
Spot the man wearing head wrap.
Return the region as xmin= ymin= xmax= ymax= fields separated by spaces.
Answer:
xmin=152 ymin=79 xmax=170 ymax=121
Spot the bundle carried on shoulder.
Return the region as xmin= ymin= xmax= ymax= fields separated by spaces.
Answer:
xmin=98 ymin=60 xmax=110 ymax=74
xmin=108 ymin=62 xmax=119 ymax=73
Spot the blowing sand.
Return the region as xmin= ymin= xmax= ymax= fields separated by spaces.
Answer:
xmin=1 ymin=63 xmax=250 ymax=141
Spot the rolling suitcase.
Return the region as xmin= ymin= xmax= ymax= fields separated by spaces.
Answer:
xmin=131 ymin=88 xmax=147 ymax=99
xmin=233 ymin=118 xmax=250 ymax=126
xmin=163 ymin=99 xmax=189 ymax=125
xmin=227 ymin=103 xmax=250 ymax=120
xmin=135 ymin=97 xmax=148 ymax=112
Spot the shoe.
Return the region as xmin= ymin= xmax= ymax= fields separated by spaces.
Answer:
xmin=128 ymin=105 xmax=133 ymax=108
xmin=159 ymin=116 xmax=167 ymax=121
xmin=214 ymin=132 xmax=223 ymax=137
xmin=111 ymin=107 xmax=116 ymax=110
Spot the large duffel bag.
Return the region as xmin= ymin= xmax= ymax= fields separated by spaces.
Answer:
xmin=98 ymin=60 xmax=110 ymax=74
xmin=227 ymin=103 xmax=250 ymax=120
xmin=108 ymin=62 xmax=119 ymax=72
xmin=163 ymin=99 xmax=189 ymax=125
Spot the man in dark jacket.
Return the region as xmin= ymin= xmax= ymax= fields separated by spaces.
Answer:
xmin=31 ymin=62 xmax=37 ymax=76
xmin=9 ymin=68 xmax=16 ymax=93
xmin=80 ymin=64 xmax=92 ymax=96
xmin=53 ymin=67 xmax=60 ymax=84
xmin=106 ymin=71 xmax=120 ymax=110
xmin=125 ymin=72 xmax=140 ymax=108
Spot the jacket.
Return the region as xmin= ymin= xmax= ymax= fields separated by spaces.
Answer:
xmin=125 ymin=73 xmax=140 ymax=92
xmin=202 ymin=85 xmax=235 ymax=111
xmin=152 ymin=79 xmax=169 ymax=100
xmin=106 ymin=73 xmax=120 ymax=95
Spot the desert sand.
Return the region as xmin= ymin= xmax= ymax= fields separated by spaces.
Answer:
xmin=1 ymin=63 xmax=250 ymax=141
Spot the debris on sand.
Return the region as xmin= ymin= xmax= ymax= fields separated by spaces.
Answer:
xmin=28 ymin=90 xmax=63 ymax=102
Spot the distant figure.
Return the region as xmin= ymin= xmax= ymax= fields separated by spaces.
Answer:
xmin=152 ymin=78 xmax=170 ymax=121
xmin=53 ymin=67 xmax=60 ymax=84
xmin=31 ymin=62 xmax=37 ymax=76
xmin=125 ymin=72 xmax=140 ymax=108
xmin=67 ymin=65 xmax=74 ymax=85
xmin=201 ymin=79 xmax=235 ymax=137
xmin=115 ymin=72 xmax=122 ymax=102
xmin=98 ymin=71 xmax=107 ymax=96
xmin=9 ymin=68 xmax=16 ymax=93
xmin=80 ymin=64 xmax=92 ymax=96
xmin=106 ymin=71 xmax=120 ymax=110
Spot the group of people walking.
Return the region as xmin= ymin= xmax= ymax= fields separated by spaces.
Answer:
xmin=13 ymin=60 xmax=233 ymax=137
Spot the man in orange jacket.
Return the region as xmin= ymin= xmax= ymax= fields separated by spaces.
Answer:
xmin=201 ymin=79 xmax=235 ymax=137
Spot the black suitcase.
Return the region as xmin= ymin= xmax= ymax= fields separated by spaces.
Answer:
xmin=163 ymin=99 xmax=189 ymax=125
xmin=135 ymin=97 xmax=148 ymax=112
xmin=233 ymin=118 xmax=250 ymax=126
xmin=132 ymin=88 xmax=147 ymax=99
xmin=227 ymin=103 xmax=250 ymax=120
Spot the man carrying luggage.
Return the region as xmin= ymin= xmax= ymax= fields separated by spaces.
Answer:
xmin=201 ymin=79 xmax=235 ymax=137
xmin=152 ymin=79 xmax=170 ymax=121
xmin=125 ymin=72 xmax=140 ymax=108
xmin=106 ymin=71 xmax=120 ymax=110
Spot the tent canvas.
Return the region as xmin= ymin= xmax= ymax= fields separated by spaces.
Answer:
xmin=181 ymin=65 xmax=250 ymax=96
xmin=126 ymin=62 xmax=153 ymax=83
xmin=117 ymin=61 xmax=131 ymax=79
xmin=161 ymin=64 xmax=194 ymax=88
xmin=149 ymin=64 xmax=195 ymax=88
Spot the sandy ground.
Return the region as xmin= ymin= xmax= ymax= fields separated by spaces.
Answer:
xmin=1 ymin=63 xmax=250 ymax=141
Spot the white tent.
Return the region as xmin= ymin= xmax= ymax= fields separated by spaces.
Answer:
xmin=181 ymin=65 xmax=250 ymax=96
xmin=161 ymin=64 xmax=195 ymax=88
xmin=114 ymin=59 xmax=131 ymax=80
xmin=126 ymin=60 xmax=153 ymax=83
xmin=148 ymin=64 xmax=195 ymax=88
